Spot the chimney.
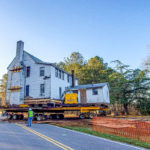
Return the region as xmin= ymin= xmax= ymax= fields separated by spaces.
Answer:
xmin=71 ymin=70 xmax=75 ymax=87
xmin=16 ymin=40 xmax=24 ymax=62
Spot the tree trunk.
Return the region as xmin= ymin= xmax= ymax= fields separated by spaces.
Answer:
xmin=123 ymin=103 xmax=129 ymax=115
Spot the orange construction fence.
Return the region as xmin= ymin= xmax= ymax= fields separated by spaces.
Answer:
xmin=93 ymin=117 xmax=150 ymax=143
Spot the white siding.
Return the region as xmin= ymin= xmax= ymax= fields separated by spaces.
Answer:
xmin=24 ymin=53 xmax=51 ymax=99
xmin=86 ymin=88 xmax=104 ymax=103
xmin=50 ymin=66 xmax=72 ymax=99
xmin=102 ymin=85 xmax=110 ymax=103
xmin=6 ymin=41 xmax=79 ymax=105
xmin=85 ymin=85 xmax=110 ymax=104
xmin=75 ymin=79 xmax=79 ymax=86
xmin=6 ymin=58 xmax=25 ymax=104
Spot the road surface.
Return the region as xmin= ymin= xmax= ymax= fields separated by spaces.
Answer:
xmin=0 ymin=121 xmax=146 ymax=150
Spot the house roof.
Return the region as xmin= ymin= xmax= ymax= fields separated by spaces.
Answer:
xmin=24 ymin=51 xmax=43 ymax=63
xmin=66 ymin=82 xmax=109 ymax=90
xmin=24 ymin=51 xmax=79 ymax=79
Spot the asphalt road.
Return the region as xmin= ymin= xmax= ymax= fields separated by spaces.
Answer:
xmin=0 ymin=121 xmax=146 ymax=150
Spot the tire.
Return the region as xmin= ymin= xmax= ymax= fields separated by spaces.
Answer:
xmin=49 ymin=115 xmax=53 ymax=119
xmin=56 ymin=114 xmax=60 ymax=120
xmin=34 ymin=115 xmax=38 ymax=121
xmin=13 ymin=115 xmax=17 ymax=120
xmin=60 ymin=114 xmax=64 ymax=120
xmin=8 ymin=114 xmax=12 ymax=119
xmin=43 ymin=115 xmax=48 ymax=120
xmin=21 ymin=115 xmax=24 ymax=120
xmin=79 ymin=114 xmax=86 ymax=119
xmin=38 ymin=115 xmax=44 ymax=121
xmin=18 ymin=115 xmax=21 ymax=120
xmin=18 ymin=115 xmax=24 ymax=120
xmin=88 ymin=113 xmax=96 ymax=119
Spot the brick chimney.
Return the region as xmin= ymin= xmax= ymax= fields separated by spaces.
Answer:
xmin=16 ymin=40 xmax=24 ymax=62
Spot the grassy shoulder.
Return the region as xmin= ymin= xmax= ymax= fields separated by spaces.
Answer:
xmin=61 ymin=126 xmax=150 ymax=149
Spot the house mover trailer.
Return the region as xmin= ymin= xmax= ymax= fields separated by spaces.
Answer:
xmin=4 ymin=82 xmax=110 ymax=120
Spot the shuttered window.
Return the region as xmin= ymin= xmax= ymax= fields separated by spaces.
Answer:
xmin=40 ymin=84 xmax=45 ymax=96
xmin=40 ymin=67 xmax=45 ymax=76
xmin=26 ymin=66 xmax=30 ymax=77
xmin=26 ymin=85 xmax=30 ymax=96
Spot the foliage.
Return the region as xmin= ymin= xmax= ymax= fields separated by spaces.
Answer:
xmin=0 ymin=74 xmax=7 ymax=106
xmin=0 ymin=74 xmax=7 ymax=93
xmin=58 ymin=52 xmax=85 ymax=81
xmin=59 ymin=52 xmax=150 ymax=114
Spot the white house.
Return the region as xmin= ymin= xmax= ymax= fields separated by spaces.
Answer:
xmin=66 ymin=83 xmax=110 ymax=104
xmin=6 ymin=41 xmax=78 ymax=105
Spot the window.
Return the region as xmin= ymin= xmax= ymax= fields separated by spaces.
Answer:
xmin=40 ymin=67 xmax=45 ymax=76
xmin=59 ymin=70 xmax=61 ymax=79
xmin=40 ymin=84 xmax=45 ymax=96
xmin=55 ymin=68 xmax=58 ymax=77
xmin=26 ymin=85 xmax=30 ymax=96
xmin=59 ymin=87 xmax=62 ymax=98
xmin=26 ymin=66 xmax=30 ymax=77
xmin=92 ymin=88 xmax=98 ymax=95
xmin=67 ymin=74 xmax=70 ymax=82
xmin=62 ymin=72 xmax=64 ymax=80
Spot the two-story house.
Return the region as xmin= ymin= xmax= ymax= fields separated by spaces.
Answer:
xmin=6 ymin=41 xmax=78 ymax=105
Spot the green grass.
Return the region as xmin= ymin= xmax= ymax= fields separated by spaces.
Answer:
xmin=62 ymin=126 xmax=150 ymax=149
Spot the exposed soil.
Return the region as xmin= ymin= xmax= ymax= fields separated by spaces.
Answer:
xmin=112 ymin=116 xmax=150 ymax=122
xmin=1 ymin=116 xmax=150 ymax=128
xmin=1 ymin=118 xmax=93 ymax=128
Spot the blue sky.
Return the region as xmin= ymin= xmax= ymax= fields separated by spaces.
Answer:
xmin=0 ymin=0 xmax=150 ymax=78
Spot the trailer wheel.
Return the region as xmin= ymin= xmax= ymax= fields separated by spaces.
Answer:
xmin=56 ymin=114 xmax=61 ymax=120
xmin=18 ymin=115 xmax=21 ymax=120
xmin=18 ymin=115 xmax=24 ymax=120
xmin=8 ymin=114 xmax=12 ymax=119
xmin=79 ymin=114 xmax=86 ymax=119
xmin=60 ymin=114 xmax=64 ymax=120
xmin=13 ymin=115 xmax=17 ymax=120
xmin=34 ymin=114 xmax=38 ymax=121
xmin=20 ymin=115 xmax=24 ymax=120
xmin=88 ymin=113 xmax=96 ymax=119
xmin=38 ymin=115 xmax=44 ymax=121
xmin=44 ymin=115 xmax=48 ymax=120
xmin=49 ymin=115 xmax=53 ymax=119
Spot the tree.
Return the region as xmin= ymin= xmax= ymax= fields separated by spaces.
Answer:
xmin=110 ymin=60 xmax=150 ymax=114
xmin=143 ymin=55 xmax=150 ymax=70
xmin=64 ymin=52 xmax=84 ymax=65
xmin=58 ymin=52 xmax=85 ymax=82
xmin=132 ymin=69 xmax=150 ymax=115
xmin=79 ymin=56 xmax=111 ymax=84
xmin=0 ymin=74 xmax=7 ymax=106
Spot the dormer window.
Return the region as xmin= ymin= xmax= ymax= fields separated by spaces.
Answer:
xmin=40 ymin=67 xmax=45 ymax=77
